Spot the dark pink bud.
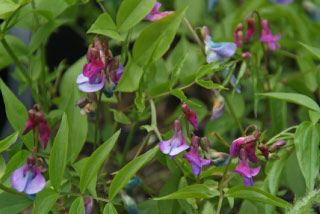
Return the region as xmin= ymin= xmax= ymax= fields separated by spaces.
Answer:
xmin=246 ymin=18 xmax=255 ymax=42
xmin=39 ymin=121 xmax=50 ymax=149
xmin=270 ymin=140 xmax=286 ymax=151
xmin=258 ymin=144 xmax=269 ymax=160
xmin=181 ymin=103 xmax=198 ymax=130
xmin=239 ymin=148 xmax=248 ymax=161
xmin=234 ymin=23 xmax=244 ymax=47
xmin=245 ymin=141 xmax=258 ymax=163
xmin=242 ymin=52 xmax=251 ymax=59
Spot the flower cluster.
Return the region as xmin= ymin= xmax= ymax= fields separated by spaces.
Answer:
xmin=23 ymin=104 xmax=50 ymax=149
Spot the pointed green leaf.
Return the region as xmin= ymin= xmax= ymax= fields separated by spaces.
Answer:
xmin=0 ymin=132 xmax=18 ymax=153
xmin=196 ymin=79 xmax=226 ymax=90
xmin=258 ymin=92 xmax=320 ymax=113
xmin=110 ymin=109 xmax=131 ymax=125
xmin=133 ymin=7 xmax=187 ymax=66
xmin=69 ymin=197 xmax=85 ymax=214
xmin=299 ymin=42 xmax=320 ymax=60
xmin=33 ymin=188 xmax=59 ymax=214
xmin=80 ymin=130 xmax=121 ymax=193
xmin=232 ymin=61 xmax=247 ymax=94
xmin=294 ymin=121 xmax=320 ymax=191
xmin=170 ymin=89 xmax=201 ymax=107
xmin=49 ymin=113 xmax=69 ymax=191
xmin=169 ymin=52 xmax=188 ymax=89
xmin=103 ymin=203 xmax=118 ymax=214
xmin=115 ymin=59 xmax=143 ymax=92
xmin=225 ymin=186 xmax=291 ymax=208
xmin=87 ymin=13 xmax=123 ymax=41
xmin=154 ymin=184 xmax=219 ymax=200
xmin=109 ymin=146 xmax=159 ymax=200
xmin=116 ymin=0 xmax=156 ymax=32
xmin=0 ymin=79 xmax=33 ymax=150
xmin=0 ymin=0 xmax=20 ymax=16
xmin=0 ymin=192 xmax=32 ymax=214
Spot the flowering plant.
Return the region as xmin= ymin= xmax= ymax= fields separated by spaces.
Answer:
xmin=0 ymin=0 xmax=319 ymax=213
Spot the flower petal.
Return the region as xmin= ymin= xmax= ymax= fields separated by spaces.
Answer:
xmin=159 ymin=139 xmax=173 ymax=154
xmin=39 ymin=121 xmax=50 ymax=149
xmin=24 ymin=166 xmax=46 ymax=194
xmin=242 ymin=176 xmax=254 ymax=187
xmin=22 ymin=119 xmax=37 ymax=135
xmin=76 ymin=74 xmax=89 ymax=84
xmin=78 ymin=74 xmax=106 ymax=93
xmin=10 ymin=164 xmax=29 ymax=192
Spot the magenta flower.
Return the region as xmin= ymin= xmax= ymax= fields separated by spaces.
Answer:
xmin=159 ymin=119 xmax=189 ymax=159
xmin=181 ymin=103 xmax=198 ymax=130
xmin=85 ymin=198 xmax=93 ymax=214
xmin=104 ymin=63 xmax=125 ymax=98
xmin=230 ymin=135 xmax=256 ymax=157
xmin=183 ymin=136 xmax=211 ymax=176
xmin=259 ymin=19 xmax=281 ymax=51
xmin=23 ymin=105 xmax=50 ymax=149
xmin=202 ymin=26 xmax=237 ymax=63
xmin=144 ymin=2 xmax=173 ymax=22
xmin=258 ymin=144 xmax=269 ymax=160
xmin=270 ymin=140 xmax=286 ymax=151
xmin=246 ymin=18 xmax=255 ymax=41
xmin=272 ymin=0 xmax=293 ymax=5
xmin=245 ymin=142 xmax=258 ymax=163
xmin=233 ymin=148 xmax=261 ymax=187
xmin=10 ymin=156 xmax=46 ymax=195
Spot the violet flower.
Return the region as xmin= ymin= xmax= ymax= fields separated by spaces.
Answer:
xmin=230 ymin=135 xmax=256 ymax=157
xmin=202 ymin=26 xmax=237 ymax=63
xmin=233 ymin=148 xmax=261 ymax=187
xmin=144 ymin=2 xmax=173 ymax=22
xmin=85 ymin=198 xmax=93 ymax=214
xmin=246 ymin=18 xmax=255 ymax=41
xmin=159 ymin=119 xmax=189 ymax=158
xmin=10 ymin=156 xmax=46 ymax=195
xmin=23 ymin=104 xmax=50 ymax=149
xmin=258 ymin=144 xmax=269 ymax=160
xmin=272 ymin=0 xmax=293 ymax=5
xmin=270 ymin=140 xmax=286 ymax=151
xmin=183 ymin=136 xmax=211 ymax=176
xmin=259 ymin=19 xmax=281 ymax=51
xmin=181 ymin=103 xmax=198 ymax=130
xmin=245 ymin=142 xmax=258 ymax=163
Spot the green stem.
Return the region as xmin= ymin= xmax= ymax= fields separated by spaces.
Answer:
xmin=265 ymin=126 xmax=297 ymax=145
xmin=209 ymin=132 xmax=230 ymax=148
xmin=94 ymin=90 xmax=103 ymax=147
xmin=134 ymin=132 xmax=152 ymax=159
xmin=97 ymin=1 xmax=107 ymax=13
xmin=282 ymin=65 xmax=320 ymax=85
xmin=222 ymin=92 xmax=244 ymax=135
xmin=183 ymin=17 xmax=205 ymax=55
xmin=60 ymin=192 xmax=110 ymax=203
xmin=121 ymin=123 xmax=137 ymax=165
xmin=0 ymin=184 xmax=27 ymax=197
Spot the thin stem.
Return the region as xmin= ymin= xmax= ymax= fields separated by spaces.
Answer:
xmin=134 ymin=132 xmax=152 ymax=159
xmin=265 ymin=126 xmax=297 ymax=145
xmin=282 ymin=65 xmax=320 ymax=84
xmin=33 ymin=126 xmax=39 ymax=165
xmin=209 ymin=132 xmax=230 ymax=148
xmin=94 ymin=90 xmax=103 ymax=147
xmin=0 ymin=183 xmax=27 ymax=197
xmin=216 ymin=157 xmax=233 ymax=214
xmin=183 ymin=17 xmax=205 ymax=55
xmin=97 ymin=1 xmax=107 ymax=13
xmin=60 ymin=192 xmax=110 ymax=203
xmin=121 ymin=122 xmax=137 ymax=165
xmin=222 ymin=92 xmax=244 ymax=135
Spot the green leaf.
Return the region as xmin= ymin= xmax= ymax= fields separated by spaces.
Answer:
xmin=196 ymin=61 xmax=226 ymax=79
xmin=169 ymin=52 xmax=188 ymax=89
xmin=258 ymin=92 xmax=320 ymax=113
xmin=225 ymin=186 xmax=291 ymax=208
xmin=288 ymin=188 xmax=320 ymax=214
xmin=196 ymin=79 xmax=226 ymax=90
xmin=103 ymin=203 xmax=118 ymax=214
xmin=115 ymin=59 xmax=143 ymax=92
xmin=132 ymin=7 xmax=187 ymax=66
xmin=308 ymin=110 xmax=320 ymax=125
xmin=0 ymin=132 xmax=18 ymax=153
xmin=154 ymin=184 xmax=219 ymax=200
xmin=134 ymin=91 xmax=145 ymax=111
xmin=232 ymin=61 xmax=247 ymax=94
xmin=110 ymin=109 xmax=131 ymax=124
xmin=87 ymin=13 xmax=123 ymax=41
xmin=80 ymin=130 xmax=121 ymax=193
xmin=109 ymin=146 xmax=159 ymax=200
xmin=0 ymin=192 xmax=32 ymax=214
xmin=0 ymin=79 xmax=33 ymax=150
xmin=0 ymin=0 xmax=20 ymax=16
xmin=33 ymin=188 xmax=59 ymax=214
xmin=116 ymin=0 xmax=156 ymax=32
xmin=64 ymin=87 xmax=88 ymax=163
xmin=294 ymin=121 xmax=320 ymax=191
xmin=170 ymin=89 xmax=201 ymax=107
xmin=299 ymin=42 xmax=320 ymax=60
xmin=69 ymin=197 xmax=85 ymax=214
xmin=49 ymin=113 xmax=69 ymax=191
xmin=0 ymin=155 xmax=6 ymax=179
xmin=73 ymin=158 xmax=97 ymax=197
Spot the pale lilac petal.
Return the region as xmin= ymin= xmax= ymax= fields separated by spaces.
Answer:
xmin=243 ymin=176 xmax=254 ymax=187
xmin=159 ymin=139 xmax=172 ymax=154
xmin=39 ymin=121 xmax=50 ymax=149
xmin=191 ymin=163 xmax=201 ymax=176
xmin=272 ymin=0 xmax=293 ymax=5
xmin=10 ymin=164 xmax=29 ymax=192
xmin=23 ymin=119 xmax=37 ymax=135
xmin=230 ymin=137 xmax=246 ymax=157
xmin=200 ymin=158 xmax=212 ymax=166
xmin=85 ymin=198 xmax=93 ymax=214
xmin=169 ymin=142 xmax=189 ymax=156
xmin=233 ymin=159 xmax=261 ymax=178
xmin=24 ymin=166 xmax=46 ymax=194
xmin=210 ymin=42 xmax=237 ymax=58
xmin=76 ymin=74 xmax=89 ymax=84
xmin=152 ymin=2 xmax=162 ymax=13
xmin=78 ymin=73 xmax=106 ymax=93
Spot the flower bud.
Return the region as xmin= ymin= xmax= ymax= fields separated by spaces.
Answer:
xmin=181 ymin=103 xmax=198 ymax=130
xmin=270 ymin=140 xmax=286 ymax=152
xmin=258 ymin=144 xmax=269 ymax=160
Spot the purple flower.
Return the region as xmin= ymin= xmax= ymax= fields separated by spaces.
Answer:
xmin=211 ymin=94 xmax=225 ymax=121
xmin=159 ymin=119 xmax=189 ymax=158
xmin=230 ymin=136 xmax=256 ymax=157
xmin=85 ymin=198 xmax=93 ymax=214
xmin=77 ymin=58 xmax=106 ymax=93
xmin=258 ymin=144 xmax=269 ymax=160
xmin=183 ymin=136 xmax=211 ymax=176
xmin=259 ymin=20 xmax=281 ymax=51
xmin=246 ymin=18 xmax=255 ymax=42
xmin=23 ymin=105 xmax=50 ymax=149
xmin=233 ymin=148 xmax=261 ymax=187
xmin=202 ymin=26 xmax=237 ymax=63
xmin=10 ymin=157 xmax=46 ymax=195
xmin=270 ymin=140 xmax=286 ymax=151
xmin=272 ymin=0 xmax=293 ymax=5
xmin=181 ymin=103 xmax=198 ymax=130
xmin=144 ymin=2 xmax=173 ymax=22
xmin=245 ymin=142 xmax=258 ymax=163
xmin=111 ymin=64 xmax=124 ymax=85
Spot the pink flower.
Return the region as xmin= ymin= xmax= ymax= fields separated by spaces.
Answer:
xmin=258 ymin=144 xmax=269 ymax=160
xmin=270 ymin=140 xmax=286 ymax=151
xmin=85 ymin=198 xmax=93 ymax=214
xmin=183 ymin=136 xmax=211 ymax=176
xmin=23 ymin=104 xmax=50 ymax=149
xmin=181 ymin=103 xmax=198 ymax=130
xmin=144 ymin=2 xmax=173 ymax=22
xmin=246 ymin=18 xmax=255 ymax=42
xmin=159 ymin=119 xmax=189 ymax=159
xmin=259 ymin=19 xmax=281 ymax=51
